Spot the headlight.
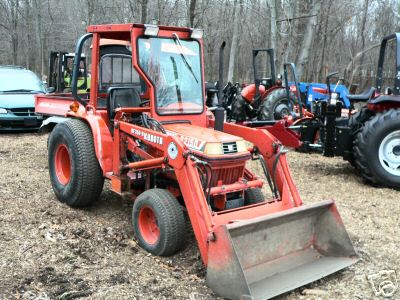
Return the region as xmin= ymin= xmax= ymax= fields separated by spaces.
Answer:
xmin=0 ymin=108 xmax=7 ymax=114
xmin=236 ymin=141 xmax=248 ymax=153
xmin=204 ymin=143 xmax=223 ymax=155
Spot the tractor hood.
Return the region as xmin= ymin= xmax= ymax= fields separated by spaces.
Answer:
xmin=164 ymin=123 xmax=248 ymax=155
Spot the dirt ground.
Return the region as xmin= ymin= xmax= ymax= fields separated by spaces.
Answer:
xmin=0 ymin=132 xmax=399 ymax=300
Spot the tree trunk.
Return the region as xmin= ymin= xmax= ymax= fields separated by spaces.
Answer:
xmin=141 ymin=0 xmax=148 ymax=23
xmin=10 ymin=0 xmax=19 ymax=65
xmin=295 ymin=0 xmax=322 ymax=80
xmin=268 ymin=0 xmax=277 ymax=51
xmin=188 ymin=0 xmax=197 ymax=27
xmin=358 ymin=0 xmax=370 ymax=78
xmin=227 ymin=0 xmax=240 ymax=82
xmin=33 ymin=0 xmax=43 ymax=75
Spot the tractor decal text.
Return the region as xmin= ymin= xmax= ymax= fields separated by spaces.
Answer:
xmin=166 ymin=130 xmax=205 ymax=151
xmin=131 ymin=129 xmax=163 ymax=145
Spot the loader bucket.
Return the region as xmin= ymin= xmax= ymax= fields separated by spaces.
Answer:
xmin=206 ymin=200 xmax=358 ymax=300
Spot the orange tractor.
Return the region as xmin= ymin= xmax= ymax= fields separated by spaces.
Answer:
xmin=35 ymin=23 xmax=357 ymax=299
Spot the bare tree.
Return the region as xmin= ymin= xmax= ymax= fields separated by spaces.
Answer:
xmin=357 ymin=0 xmax=370 ymax=78
xmin=0 ymin=0 xmax=20 ymax=64
xmin=188 ymin=0 xmax=196 ymax=27
xmin=227 ymin=0 xmax=241 ymax=82
xmin=295 ymin=0 xmax=322 ymax=80
xmin=0 ymin=0 xmax=398 ymax=87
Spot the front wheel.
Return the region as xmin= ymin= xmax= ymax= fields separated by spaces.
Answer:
xmin=354 ymin=109 xmax=400 ymax=188
xmin=132 ymin=189 xmax=186 ymax=256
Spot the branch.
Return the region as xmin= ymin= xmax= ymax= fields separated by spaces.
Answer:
xmin=345 ymin=43 xmax=381 ymax=72
xmin=0 ymin=23 xmax=10 ymax=30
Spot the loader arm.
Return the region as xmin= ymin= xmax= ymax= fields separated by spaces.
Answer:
xmin=221 ymin=121 xmax=302 ymax=207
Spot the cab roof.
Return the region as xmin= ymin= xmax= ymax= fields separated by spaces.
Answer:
xmin=87 ymin=23 xmax=193 ymax=34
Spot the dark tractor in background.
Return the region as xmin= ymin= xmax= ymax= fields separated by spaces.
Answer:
xmin=288 ymin=33 xmax=400 ymax=188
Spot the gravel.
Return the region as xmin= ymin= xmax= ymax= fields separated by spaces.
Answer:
xmin=0 ymin=132 xmax=399 ymax=300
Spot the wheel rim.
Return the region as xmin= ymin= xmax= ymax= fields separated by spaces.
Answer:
xmin=138 ymin=206 xmax=160 ymax=245
xmin=54 ymin=144 xmax=71 ymax=185
xmin=378 ymin=130 xmax=400 ymax=176
xmin=273 ymin=101 xmax=290 ymax=119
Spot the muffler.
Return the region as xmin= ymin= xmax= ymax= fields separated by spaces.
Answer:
xmin=206 ymin=200 xmax=358 ymax=300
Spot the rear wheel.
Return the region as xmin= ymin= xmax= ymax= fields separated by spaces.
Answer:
xmin=132 ymin=189 xmax=186 ymax=256
xmin=354 ymin=109 xmax=400 ymax=188
xmin=48 ymin=119 xmax=104 ymax=207
xmin=244 ymin=188 xmax=265 ymax=205
xmin=258 ymin=88 xmax=296 ymax=120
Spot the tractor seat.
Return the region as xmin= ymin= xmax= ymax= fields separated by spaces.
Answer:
xmin=347 ymin=87 xmax=375 ymax=102
xmin=107 ymin=86 xmax=141 ymax=120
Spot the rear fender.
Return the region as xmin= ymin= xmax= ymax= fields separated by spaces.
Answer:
xmin=39 ymin=116 xmax=68 ymax=133
xmin=66 ymin=112 xmax=113 ymax=174
xmin=367 ymin=94 xmax=400 ymax=112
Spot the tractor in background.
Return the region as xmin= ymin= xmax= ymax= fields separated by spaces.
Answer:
xmin=35 ymin=23 xmax=357 ymax=299
xmin=225 ymin=48 xmax=298 ymax=122
xmin=288 ymin=81 xmax=352 ymax=109
xmin=285 ymin=33 xmax=400 ymax=188
xmin=207 ymin=47 xmax=351 ymax=123
xmin=48 ymin=51 xmax=89 ymax=93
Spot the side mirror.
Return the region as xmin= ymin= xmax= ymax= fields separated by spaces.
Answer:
xmin=47 ymin=87 xmax=56 ymax=93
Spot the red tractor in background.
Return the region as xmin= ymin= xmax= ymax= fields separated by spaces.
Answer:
xmin=35 ymin=23 xmax=357 ymax=299
xmin=222 ymin=48 xmax=298 ymax=122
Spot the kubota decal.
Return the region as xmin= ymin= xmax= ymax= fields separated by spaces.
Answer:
xmin=131 ymin=128 xmax=163 ymax=145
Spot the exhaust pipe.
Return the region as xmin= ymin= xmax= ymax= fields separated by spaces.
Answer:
xmin=214 ymin=41 xmax=226 ymax=131
xmin=206 ymin=200 xmax=358 ymax=299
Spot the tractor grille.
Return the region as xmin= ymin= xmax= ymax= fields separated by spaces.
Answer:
xmin=222 ymin=142 xmax=238 ymax=154
xmin=9 ymin=107 xmax=36 ymax=116
xmin=211 ymin=165 xmax=245 ymax=186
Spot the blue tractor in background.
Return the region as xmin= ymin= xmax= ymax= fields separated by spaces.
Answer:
xmin=288 ymin=81 xmax=352 ymax=109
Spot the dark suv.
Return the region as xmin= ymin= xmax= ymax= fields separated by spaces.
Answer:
xmin=0 ymin=66 xmax=47 ymax=131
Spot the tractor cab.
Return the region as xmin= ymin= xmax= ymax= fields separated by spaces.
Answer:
xmin=252 ymin=48 xmax=279 ymax=90
xmin=347 ymin=33 xmax=400 ymax=107
xmin=70 ymin=25 xmax=207 ymax=127
xmin=68 ymin=24 xmax=248 ymax=163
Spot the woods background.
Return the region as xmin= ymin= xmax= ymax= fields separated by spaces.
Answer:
xmin=0 ymin=0 xmax=399 ymax=89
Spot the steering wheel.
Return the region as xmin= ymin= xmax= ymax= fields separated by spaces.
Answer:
xmin=139 ymin=100 xmax=150 ymax=107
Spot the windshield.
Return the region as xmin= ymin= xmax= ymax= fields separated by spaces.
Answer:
xmin=0 ymin=70 xmax=45 ymax=93
xmin=138 ymin=37 xmax=203 ymax=115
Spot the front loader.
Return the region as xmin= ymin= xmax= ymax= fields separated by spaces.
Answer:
xmin=35 ymin=23 xmax=357 ymax=299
